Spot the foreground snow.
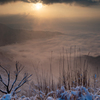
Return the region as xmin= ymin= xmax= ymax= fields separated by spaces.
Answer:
xmin=1 ymin=86 xmax=100 ymax=100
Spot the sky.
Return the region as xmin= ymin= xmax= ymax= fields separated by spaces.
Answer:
xmin=0 ymin=0 xmax=100 ymax=33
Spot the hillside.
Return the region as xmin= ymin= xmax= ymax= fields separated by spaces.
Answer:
xmin=0 ymin=23 xmax=62 ymax=46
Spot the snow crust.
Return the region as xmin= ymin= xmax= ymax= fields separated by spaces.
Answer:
xmin=1 ymin=86 xmax=100 ymax=100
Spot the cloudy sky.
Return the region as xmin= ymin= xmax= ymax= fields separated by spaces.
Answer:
xmin=0 ymin=0 xmax=100 ymax=33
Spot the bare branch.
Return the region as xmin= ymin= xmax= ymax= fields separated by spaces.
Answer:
xmin=14 ymin=90 xmax=21 ymax=94
xmin=9 ymin=74 xmax=18 ymax=92
xmin=15 ymin=62 xmax=24 ymax=74
xmin=0 ymin=89 xmax=7 ymax=94
xmin=0 ymin=62 xmax=32 ymax=95
xmin=7 ymin=71 xmax=10 ymax=88
xmin=14 ymin=74 xmax=32 ymax=92
xmin=18 ymin=73 xmax=28 ymax=86
xmin=0 ymin=75 xmax=7 ymax=87
xmin=10 ymin=62 xmax=24 ymax=92
xmin=0 ymin=65 xmax=9 ymax=75
xmin=0 ymin=65 xmax=10 ymax=92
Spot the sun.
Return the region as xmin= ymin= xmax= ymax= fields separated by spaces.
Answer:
xmin=32 ymin=3 xmax=43 ymax=10
xmin=35 ymin=3 xmax=43 ymax=10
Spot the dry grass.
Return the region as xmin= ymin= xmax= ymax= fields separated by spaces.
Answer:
xmin=30 ymin=47 xmax=99 ymax=96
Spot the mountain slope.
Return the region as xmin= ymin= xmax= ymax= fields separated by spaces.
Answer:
xmin=0 ymin=23 xmax=62 ymax=46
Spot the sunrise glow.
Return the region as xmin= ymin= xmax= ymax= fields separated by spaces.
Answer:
xmin=34 ymin=3 xmax=43 ymax=10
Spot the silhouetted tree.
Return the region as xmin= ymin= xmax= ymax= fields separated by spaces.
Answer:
xmin=0 ymin=62 xmax=32 ymax=95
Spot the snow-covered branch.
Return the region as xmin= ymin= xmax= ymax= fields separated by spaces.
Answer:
xmin=0 ymin=62 xmax=32 ymax=95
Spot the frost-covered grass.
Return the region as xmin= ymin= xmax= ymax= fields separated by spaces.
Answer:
xmin=0 ymin=48 xmax=100 ymax=100
xmin=30 ymin=47 xmax=93 ymax=94
xmin=0 ymin=67 xmax=100 ymax=100
xmin=1 ymin=85 xmax=100 ymax=100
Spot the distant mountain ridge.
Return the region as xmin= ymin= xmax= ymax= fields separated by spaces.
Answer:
xmin=83 ymin=55 xmax=100 ymax=66
xmin=0 ymin=23 xmax=62 ymax=46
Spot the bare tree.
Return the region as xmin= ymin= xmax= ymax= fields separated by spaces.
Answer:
xmin=0 ymin=62 xmax=32 ymax=95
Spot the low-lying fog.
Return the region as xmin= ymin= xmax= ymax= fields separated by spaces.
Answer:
xmin=0 ymin=25 xmax=100 ymax=73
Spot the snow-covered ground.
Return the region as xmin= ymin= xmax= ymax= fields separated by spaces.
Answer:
xmin=1 ymin=86 xmax=100 ymax=100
